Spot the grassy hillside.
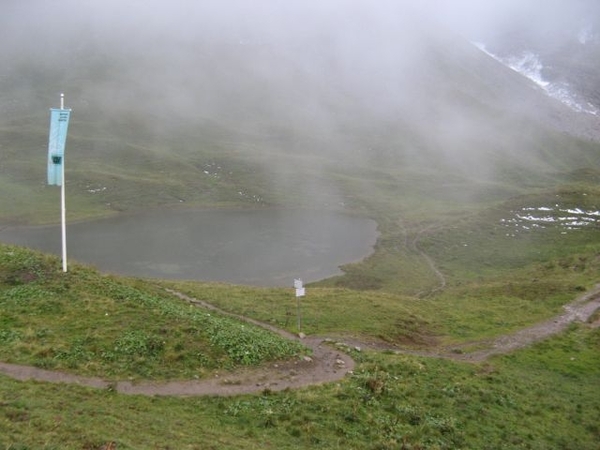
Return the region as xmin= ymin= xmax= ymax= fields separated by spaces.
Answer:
xmin=3 ymin=327 xmax=599 ymax=449
xmin=2 ymin=2 xmax=600 ymax=225
xmin=1 ymin=271 xmax=599 ymax=449
xmin=1 ymin=3 xmax=600 ymax=448
xmin=1 ymin=230 xmax=600 ymax=449
xmin=0 ymin=244 xmax=304 ymax=380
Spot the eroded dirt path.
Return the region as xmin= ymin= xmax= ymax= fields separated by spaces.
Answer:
xmin=0 ymin=286 xmax=599 ymax=396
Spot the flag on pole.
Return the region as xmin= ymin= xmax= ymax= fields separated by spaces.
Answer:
xmin=47 ymin=108 xmax=71 ymax=185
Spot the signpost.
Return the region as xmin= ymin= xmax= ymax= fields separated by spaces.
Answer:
xmin=47 ymin=93 xmax=72 ymax=272
xmin=294 ymin=278 xmax=305 ymax=333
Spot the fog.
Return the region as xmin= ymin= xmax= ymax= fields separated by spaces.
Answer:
xmin=1 ymin=0 xmax=598 ymax=208
xmin=3 ymin=1 xmax=596 ymax=112
xmin=428 ymin=0 xmax=600 ymax=37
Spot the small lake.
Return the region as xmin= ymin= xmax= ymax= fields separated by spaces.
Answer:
xmin=0 ymin=209 xmax=377 ymax=286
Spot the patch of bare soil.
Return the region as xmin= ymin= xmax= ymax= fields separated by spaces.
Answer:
xmin=0 ymin=286 xmax=599 ymax=397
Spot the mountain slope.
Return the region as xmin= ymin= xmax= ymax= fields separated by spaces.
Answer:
xmin=0 ymin=2 xmax=599 ymax=223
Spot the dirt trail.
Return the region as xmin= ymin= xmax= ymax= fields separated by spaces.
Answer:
xmin=451 ymin=285 xmax=600 ymax=362
xmin=0 ymin=286 xmax=599 ymax=397
xmin=408 ymin=223 xmax=447 ymax=298
xmin=0 ymin=334 xmax=353 ymax=397
xmin=0 ymin=289 xmax=355 ymax=397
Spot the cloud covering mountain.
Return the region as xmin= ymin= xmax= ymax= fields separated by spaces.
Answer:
xmin=1 ymin=0 xmax=599 ymax=217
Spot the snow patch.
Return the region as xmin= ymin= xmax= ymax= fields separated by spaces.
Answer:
xmin=502 ymin=205 xmax=600 ymax=235
xmin=504 ymin=51 xmax=549 ymax=88
xmin=202 ymin=162 xmax=223 ymax=179
xmin=578 ymin=25 xmax=598 ymax=45
xmin=473 ymin=42 xmax=598 ymax=116
xmin=86 ymin=186 xmax=107 ymax=194
xmin=237 ymin=190 xmax=263 ymax=203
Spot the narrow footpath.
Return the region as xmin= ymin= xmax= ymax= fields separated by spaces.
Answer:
xmin=0 ymin=286 xmax=599 ymax=397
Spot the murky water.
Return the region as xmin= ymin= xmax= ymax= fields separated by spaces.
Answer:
xmin=0 ymin=209 xmax=377 ymax=286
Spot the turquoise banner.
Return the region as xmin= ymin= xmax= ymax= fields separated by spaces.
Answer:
xmin=47 ymin=108 xmax=71 ymax=185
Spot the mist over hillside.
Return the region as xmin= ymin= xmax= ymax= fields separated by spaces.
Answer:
xmin=1 ymin=0 xmax=599 ymax=219
xmin=438 ymin=0 xmax=600 ymax=137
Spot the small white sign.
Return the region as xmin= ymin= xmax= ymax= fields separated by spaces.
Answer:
xmin=295 ymin=287 xmax=305 ymax=297
xmin=294 ymin=278 xmax=303 ymax=289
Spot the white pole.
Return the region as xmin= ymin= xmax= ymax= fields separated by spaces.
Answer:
xmin=294 ymin=279 xmax=304 ymax=333
xmin=60 ymin=93 xmax=67 ymax=273
xmin=61 ymin=165 xmax=67 ymax=272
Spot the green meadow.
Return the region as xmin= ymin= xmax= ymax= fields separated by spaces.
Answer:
xmin=1 ymin=8 xmax=600 ymax=447
xmin=1 ymin=156 xmax=600 ymax=447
